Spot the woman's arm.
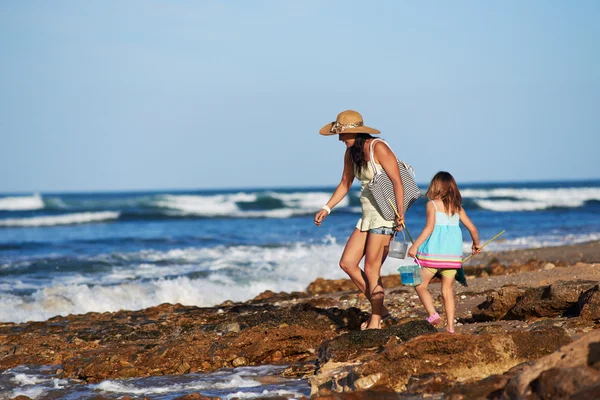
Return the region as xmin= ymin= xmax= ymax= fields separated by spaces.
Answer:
xmin=373 ymin=141 xmax=405 ymax=226
xmin=459 ymin=208 xmax=482 ymax=254
xmin=314 ymin=150 xmax=355 ymax=226
xmin=407 ymin=201 xmax=435 ymax=257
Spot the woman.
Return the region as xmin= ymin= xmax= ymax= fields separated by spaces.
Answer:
xmin=314 ymin=110 xmax=405 ymax=330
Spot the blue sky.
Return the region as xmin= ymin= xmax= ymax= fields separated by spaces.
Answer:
xmin=1 ymin=1 xmax=598 ymax=193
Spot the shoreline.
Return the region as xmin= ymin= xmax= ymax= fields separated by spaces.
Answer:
xmin=464 ymin=239 xmax=600 ymax=265
xmin=0 ymin=239 xmax=599 ymax=399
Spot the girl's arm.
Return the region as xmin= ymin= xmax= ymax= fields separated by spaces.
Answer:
xmin=407 ymin=202 xmax=436 ymax=257
xmin=374 ymin=141 xmax=405 ymax=226
xmin=314 ymin=150 xmax=355 ymax=226
xmin=459 ymin=208 xmax=482 ymax=254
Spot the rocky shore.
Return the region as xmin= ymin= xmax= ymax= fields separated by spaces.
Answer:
xmin=1 ymin=241 xmax=599 ymax=399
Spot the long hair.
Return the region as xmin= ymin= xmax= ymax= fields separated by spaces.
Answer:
xmin=349 ymin=133 xmax=376 ymax=175
xmin=425 ymin=171 xmax=462 ymax=215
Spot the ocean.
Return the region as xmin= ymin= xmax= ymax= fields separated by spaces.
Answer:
xmin=1 ymin=180 xmax=599 ymax=398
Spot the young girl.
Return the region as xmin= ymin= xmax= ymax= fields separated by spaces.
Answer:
xmin=407 ymin=171 xmax=481 ymax=333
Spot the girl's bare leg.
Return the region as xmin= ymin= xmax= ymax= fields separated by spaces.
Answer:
xmin=441 ymin=274 xmax=456 ymax=332
xmin=363 ymin=232 xmax=393 ymax=329
xmin=415 ymin=268 xmax=437 ymax=317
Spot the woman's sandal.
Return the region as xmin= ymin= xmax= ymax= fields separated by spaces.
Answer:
xmin=360 ymin=313 xmax=391 ymax=330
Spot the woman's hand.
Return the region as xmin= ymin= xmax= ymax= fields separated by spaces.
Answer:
xmin=394 ymin=213 xmax=405 ymax=231
xmin=314 ymin=209 xmax=329 ymax=227
xmin=472 ymin=243 xmax=482 ymax=255
xmin=408 ymin=244 xmax=417 ymax=258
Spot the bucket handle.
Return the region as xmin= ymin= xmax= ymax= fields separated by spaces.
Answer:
xmin=413 ymin=256 xmax=422 ymax=268
xmin=393 ymin=228 xmax=407 ymax=242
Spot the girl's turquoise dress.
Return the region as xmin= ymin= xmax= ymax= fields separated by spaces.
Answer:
xmin=416 ymin=201 xmax=463 ymax=269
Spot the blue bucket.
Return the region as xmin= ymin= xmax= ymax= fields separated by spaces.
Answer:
xmin=398 ymin=260 xmax=422 ymax=286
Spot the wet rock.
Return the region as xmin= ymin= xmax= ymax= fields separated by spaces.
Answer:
xmin=173 ymin=394 xmax=220 ymax=400
xmin=405 ymin=372 xmax=455 ymax=394
xmin=310 ymin=326 xmax=571 ymax=395
xmin=317 ymin=320 xmax=437 ymax=364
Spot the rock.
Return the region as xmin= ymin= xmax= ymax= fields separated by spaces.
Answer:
xmin=472 ymin=285 xmax=525 ymax=322
xmin=509 ymin=280 xmax=598 ymax=319
xmin=311 ymin=327 xmax=570 ymax=395
xmin=578 ymin=284 xmax=600 ymax=321
xmin=306 ymin=275 xmax=400 ymax=295
xmin=221 ymin=322 xmax=241 ymax=334
xmin=445 ymin=373 xmax=513 ymax=400
xmin=307 ymin=278 xmax=357 ymax=294
xmin=507 ymin=259 xmax=540 ymax=274
xmin=473 ymin=324 xmax=508 ymax=335
xmin=502 ymin=329 xmax=600 ymax=399
xmin=531 ymin=366 xmax=600 ymax=399
xmin=353 ymin=372 xmax=388 ymax=391
xmin=232 ymin=356 xmax=247 ymax=367
xmin=543 ymin=262 xmax=556 ymax=270
xmin=406 ymin=372 xmax=455 ymax=394
xmin=317 ymin=320 xmax=437 ymax=364
xmin=175 ymin=361 xmax=191 ymax=374
xmin=173 ymin=394 xmax=220 ymax=400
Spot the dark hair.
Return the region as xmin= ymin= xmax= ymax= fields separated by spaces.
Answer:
xmin=349 ymin=133 xmax=376 ymax=175
xmin=425 ymin=171 xmax=463 ymax=215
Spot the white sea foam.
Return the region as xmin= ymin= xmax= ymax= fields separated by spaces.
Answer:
xmin=226 ymin=389 xmax=307 ymax=399
xmin=1 ymin=228 xmax=598 ymax=323
xmin=270 ymin=191 xmax=349 ymax=211
xmin=153 ymin=192 xmax=350 ymax=218
xmin=0 ymin=241 xmax=415 ymax=323
xmin=9 ymin=387 xmax=45 ymax=399
xmin=0 ymin=211 xmax=120 ymax=227
xmin=94 ymin=374 xmax=260 ymax=395
xmin=473 ymin=199 xmax=553 ymax=212
xmin=463 ymin=187 xmax=600 ymax=211
xmin=478 ymin=232 xmax=600 ymax=251
xmin=12 ymin=373 xmax=45 ymax=385
xmin=0 ymin=194 xmax=45 ymax=211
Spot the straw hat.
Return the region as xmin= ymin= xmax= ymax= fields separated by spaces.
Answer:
xmin=319 ymin=110 xmax=381 ymax=136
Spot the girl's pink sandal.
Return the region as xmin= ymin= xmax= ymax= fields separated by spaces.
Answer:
xmin=426 ymin=312 xmax=441 ymax=326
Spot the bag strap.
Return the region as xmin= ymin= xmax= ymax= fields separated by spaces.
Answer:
xmin=369 ymin=139 xmax=417 ymax=179
xmin=369 ymin=139 xmax=394 ymax=175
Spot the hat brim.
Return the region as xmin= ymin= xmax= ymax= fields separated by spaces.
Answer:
xmin=319 ymin=122 xmax=381 ymax=136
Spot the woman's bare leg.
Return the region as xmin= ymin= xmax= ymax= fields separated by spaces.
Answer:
xmin=339 ymin=228 xmax=369 ymax=294
xmin=363 ymin=232 xmax=393 ymax=329
xmin=339 ymin=229 xmax=389 ymax=319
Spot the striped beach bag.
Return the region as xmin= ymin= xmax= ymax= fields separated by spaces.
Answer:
xmin=367 ymin=139 xmax=420 ymax=220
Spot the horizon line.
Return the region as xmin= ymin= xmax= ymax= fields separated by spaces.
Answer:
xmin=2 ymin=177 xmax=600 ymax=196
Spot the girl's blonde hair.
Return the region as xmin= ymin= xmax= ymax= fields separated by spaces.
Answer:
xmin=425 ymin=171 xmax=462 ymax=215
